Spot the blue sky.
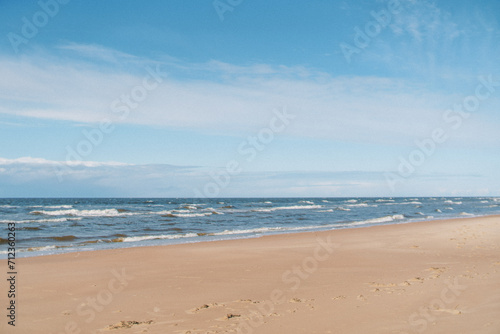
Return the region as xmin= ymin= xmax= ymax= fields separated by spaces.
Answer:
xmin=0 ymin=0 xmax=499 ymax=197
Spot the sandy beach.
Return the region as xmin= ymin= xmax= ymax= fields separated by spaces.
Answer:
xmin=2 ymin=215 xmax=500 ymax=333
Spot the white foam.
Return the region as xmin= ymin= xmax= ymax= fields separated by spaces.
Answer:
xmin=360 ymin=214 xmax=405 ymax=224
xmin=318 ymin=209 xmax=334 ymax=212
xmin=335 ymin=207 xmax=351 ymax=211
xmin=214 ymin=227 xmax=284 ymax=236
xmin=27 ymin=245 xmax=57 ymax=252
xmin=345 ymin=203 xmax=369 ymax=207
xmin=0 ymin=217 xmax=82 ymax=224
xmin=299 ymin=200 xmax=315 ymax=204
xmin=172 ymin=213 xmax=213 ymax=217
xmin=346 ymin=199 xmax=358 ymax=203
xmin=252 ymin=205 xmax=322 ymax=212
xmin=30 ymin=209 xmax=138 ymax=217
xmin=459 ymin=212 xmax=473 ymax=216
xmin=444 ymin=200 xmax=462 ymax=205
xmin=154 ymin=210 xmax=172 ymax=215
xmin=171 ymin=209 xmax=192 ymax=213
xmin=30 ymin=205 xmax=73 ymax=209
xmin=120 ymin=233 xmax=198 ymax=242
xmin=383 ymin=201 xmax=421 ymax=206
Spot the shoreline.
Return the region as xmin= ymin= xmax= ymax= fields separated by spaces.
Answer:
xmin=11 ymin=213 xmax=500 ymax=259
xmin=2 ymin=215 xmax=500 ymax=333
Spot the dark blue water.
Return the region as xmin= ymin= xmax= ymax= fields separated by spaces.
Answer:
xmin=1 ymin=197 xmax=499 ymax=258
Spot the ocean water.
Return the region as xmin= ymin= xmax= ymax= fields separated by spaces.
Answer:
xmin=1 ymin=197 xmax=500 ymax=258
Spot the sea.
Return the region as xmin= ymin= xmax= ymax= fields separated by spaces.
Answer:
xmin=1 ymin=197 xmax=500 ymax=258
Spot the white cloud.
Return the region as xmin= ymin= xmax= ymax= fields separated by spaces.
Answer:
xmin=1 ymin=46 xmax=498 ymax=148
xmin=0 ymin=157 xmax=128 ymax=167
xmin=57 ymin=43 xmax=140 ymax=64
xmin=0 ymin=157 xmax=497 ymax=197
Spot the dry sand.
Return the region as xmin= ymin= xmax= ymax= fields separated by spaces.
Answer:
xmin=2 ymin=215 xmax=500 ymax=333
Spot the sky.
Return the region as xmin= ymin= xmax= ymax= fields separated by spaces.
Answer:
xmin=0 ymin=0 xmax=499 ymax=197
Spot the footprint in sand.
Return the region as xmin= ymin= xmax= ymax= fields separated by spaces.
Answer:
xmin=369 ymin=282 xmax=397 ymax=288
xmin=409 ymin=276 xmax=424 ymax=283
xmin=357 ymin=295 xmax=367 ymax=301
xmin=426 ymin=267 xmax=448 ymax=279
xmin=332 ymin=295 xmax=347 ymax=300
xmin=187 ymin=303 xmax=224 ymax=314
xmin=434 ymin=308 xmax=461 ymax=315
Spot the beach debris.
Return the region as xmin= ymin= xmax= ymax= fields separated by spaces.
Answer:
xmin=106 ymin=320 xmax=153 ymax=330
xmin=226 ymin=313 xmax=241 ymax=319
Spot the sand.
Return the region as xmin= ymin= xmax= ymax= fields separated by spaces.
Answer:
xmin=2 ymin=215 xmax=500 ymax=333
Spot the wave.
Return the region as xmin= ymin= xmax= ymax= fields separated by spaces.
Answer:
xmin=359 ymin=214 xmax=406 ymax=225
xmin=299 ymin=200 xmax=315 ymax=204
xmin=118 ymin=233 xmax=199 ymax=243
xmin=376 ymin=199 xmax=395 ymax=202
xmin=335 ymin=207 xmax=351 ymax=211
xmin=29 ymin=209 xmax=138 ymax=217
xmin=345 ymin=199 xmax=358 ymax=203
xmin=49 ymin=235 xmax=78 ymax=242
xmin=0 ymin=217 xmax=82 ymax=224
xmin=444 ymin=200 xmax=462 ymax=205
xmin=381 ymin=201 xmax=422 ymax=206
xmin=459 ymin=212 xmax=474 ymax=216
xmin=181 ymin=205 xmax=198 ymax=210
xmin=27 ymin=245 xmax=58 ymax=252
xmin=0 ymin=205 xmax=18 ymax=208
xmin=345 ymin=203 xmax=371 ymax=207
xmin=167 ymin=212 xmax=214 ymax=218
xmin=30 ymin=205 xmax=73 ymax=209
xmin=252 ymin=205 xmax=323 ymax=212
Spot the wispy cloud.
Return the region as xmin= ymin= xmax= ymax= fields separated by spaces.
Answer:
xmin=57 ymin=43 xmax=141 ymax=64
xmin=1 ymin=44 xmax=498 ymax=147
